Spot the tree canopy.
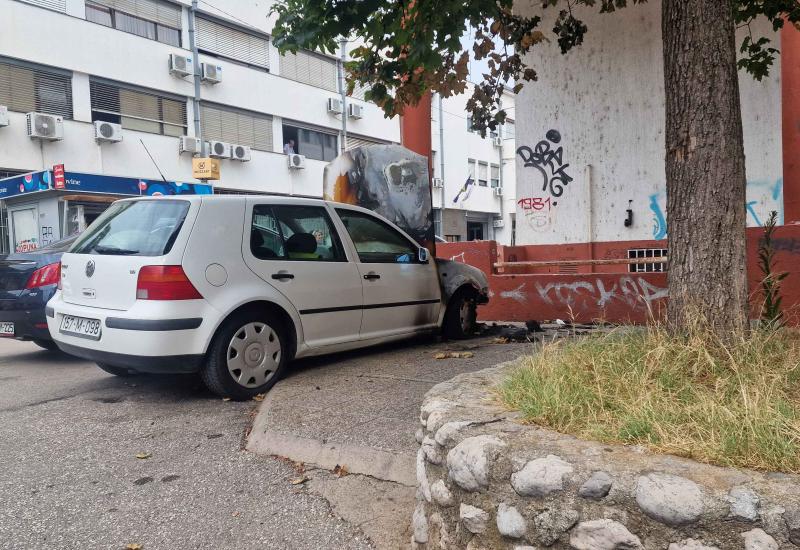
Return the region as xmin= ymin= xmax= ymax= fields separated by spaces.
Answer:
xmin=271 ymin=0 xmax=800 ymax=134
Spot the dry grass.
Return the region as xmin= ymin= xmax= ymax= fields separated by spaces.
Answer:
xmin=498 ymin=323 xmax=800 ymax=473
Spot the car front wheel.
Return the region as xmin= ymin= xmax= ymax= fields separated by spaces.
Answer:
xmin=443 ymin=290 xmax=478 ymax=340
xmin=201 ymin=310 xmax=290 ymax=400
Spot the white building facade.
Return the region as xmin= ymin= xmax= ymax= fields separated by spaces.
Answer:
xmin=430 ymin=88 xmax=517 ymax=245
xmin=0 ymin=0 xmax=399 ymax=252
xmin=513 ymin=1 xmax=785 ymax=249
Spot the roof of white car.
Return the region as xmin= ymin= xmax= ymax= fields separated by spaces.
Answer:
xmin=124 ymin=194 xmax=337 ymax=205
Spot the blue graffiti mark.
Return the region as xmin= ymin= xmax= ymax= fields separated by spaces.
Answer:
xmin=746 ymin=201 xmax=762 ymax=226
xmin=649 ymin=194 xmax=667 ymax=240
xmin=745 ymin=178 xmax=784 ymax=226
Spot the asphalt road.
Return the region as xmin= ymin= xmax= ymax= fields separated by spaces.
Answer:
xmin=0 ymin=333 xmax=534 ymax=549
xmin=0 ymin=339 xmax=372 ymax=550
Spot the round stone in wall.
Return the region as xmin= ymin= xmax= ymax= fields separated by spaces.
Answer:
xmin=569 ymin=519 xmax=642 ymax=550
xmin=578 ymin=471 xmax=613 ymax=500
xmin=635 ymin=473 xmax=704 ymax=526
xmin=460 ymin=503 xmax=490 ymax=534
xmin=496 ymin=503 xmax=526 ymax=539
xmin=510 ymin=454 xmax=573 ymax=497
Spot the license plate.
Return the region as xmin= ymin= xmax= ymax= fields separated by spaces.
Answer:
xmin=0 ymin=322 xmax=13 ymax=336
xmin=59 ymin=315 xmax=102 ymax=341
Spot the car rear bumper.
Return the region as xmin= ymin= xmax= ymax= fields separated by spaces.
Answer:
xmin=55 ymin=341 xmax=204 ymax=373
xmin=47 ymin=292 xmax=218 ymax=370
xmin=0 ymin=304 xmax=51 ymax=341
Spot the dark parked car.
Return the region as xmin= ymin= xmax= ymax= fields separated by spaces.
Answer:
xmin=0 ymin=235 xmax=79 ymax=350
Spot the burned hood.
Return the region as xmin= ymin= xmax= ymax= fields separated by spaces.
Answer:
xmin=435 ymin=258 xmax=489 ymax=302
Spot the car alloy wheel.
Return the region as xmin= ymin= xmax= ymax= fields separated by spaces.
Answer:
xmin=226 ymin=322 xmax=281 ymax=388
xmin=458 ymin=299 xmax=473 ymax=334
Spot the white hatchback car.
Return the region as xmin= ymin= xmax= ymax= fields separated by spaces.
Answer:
xmin=47 ymin=196 xmax=489 ymax=399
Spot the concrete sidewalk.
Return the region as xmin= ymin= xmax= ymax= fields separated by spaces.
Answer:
xmin=247 ymin=335 xmax=534 ymax=547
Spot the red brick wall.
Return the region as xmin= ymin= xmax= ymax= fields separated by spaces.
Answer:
xmin=438 ymin=225 xmax=800 ymax=324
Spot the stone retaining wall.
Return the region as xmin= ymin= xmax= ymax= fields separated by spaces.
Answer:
xmin=411 ymin=362 xmax=800 ymax=549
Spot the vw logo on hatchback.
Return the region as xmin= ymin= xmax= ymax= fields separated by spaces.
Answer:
xmin=85 ymin=260 xmax=95 ymax=278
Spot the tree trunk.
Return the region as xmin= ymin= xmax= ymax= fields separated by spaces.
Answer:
xmin=662 ymin=0 xmax=749 ymax=336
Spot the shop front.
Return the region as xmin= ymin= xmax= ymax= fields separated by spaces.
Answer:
xmin=0 ymin=170 xmax=212 ymax=254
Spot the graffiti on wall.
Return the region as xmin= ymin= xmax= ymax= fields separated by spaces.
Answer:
xmin=746 ymin=179 xmax=784 ymax=226
xmin=517 ymin=129 xmax=573 ymax=200
xmin=648 ymin=178 xmax=783 ymax=240
xmin=535 ymin=276 xmax=668 ymax=311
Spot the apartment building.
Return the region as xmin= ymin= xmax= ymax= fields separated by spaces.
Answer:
xmin=0 ymin=0 xmax=398 ymax=253
xmin=430 ymin=88 xmax=517 ymax=245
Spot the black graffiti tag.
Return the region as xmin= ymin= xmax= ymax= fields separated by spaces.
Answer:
xmin=516 ymin=129 xmax=573 ymax=199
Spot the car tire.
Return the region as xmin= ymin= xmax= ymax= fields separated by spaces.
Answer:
xmin=96 ymin=362 xmax=138 ymax=377
xmin=442 ymin=289 xmax=478 ymax=340
xmin=32 ymin=339 xmax=60 ymax=351
xmin=201 ymin=310 xmax=290 ymax=401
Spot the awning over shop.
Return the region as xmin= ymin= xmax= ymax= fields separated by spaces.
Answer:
xmin=0 ymin=170 xmax=212 ymax=200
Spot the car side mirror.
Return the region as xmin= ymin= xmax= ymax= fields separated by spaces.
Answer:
xmin=418 ymin=247 xmax=429 ymax=263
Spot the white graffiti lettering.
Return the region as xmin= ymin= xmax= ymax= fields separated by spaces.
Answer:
xmin=500 ymin=283 xmax=527 ymax=304
xmin=533 ymin=277 xmax=668 ymax=311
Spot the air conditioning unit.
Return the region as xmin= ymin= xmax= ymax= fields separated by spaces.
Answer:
xmin=492 ymin=219 xmax=505 ymax=228
xmin=348 ymin=103 xmax=364 ymax=119
xmin=493 ymin=187 xmax=504 ymax=197
xmin=26 ymin=112 xmax=63 ymax=141
xmin=327 ymin=97 xmax=343 ymax=114
xmin=201 ymin=62 xmax=222 ymax=84
xmin=0 ymin=105 xmax=8 ymax=128
xmin=169 ymin=53 xmax=193 ymax=77
xmin=94 ymin=121 xmax=122 ymax=143
xmin=230 ymin=144 xmax=251 ymax=162
xmin=492 ymin=136 xmax=503 ymax=147
xmin=179 ymin=136 xmax=202 ymax=155
xmin=432 ymin=177 xmax=443 ymax=188
xmin=287 ymin=154 xmax=306 ymax=169
xmin=208 ymin=140 xmax=231 ymax=159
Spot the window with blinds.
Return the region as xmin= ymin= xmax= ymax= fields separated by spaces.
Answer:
xmin=282 ymin=123 xmax=337 ymax=161
xmin=478 ymin=162 xmax=488 ymax=187
xmin=279 ymin=50 xmax=337 ymax=92
xmin=90 ymin=80 xmax=186 ymax=136
xmin=201 ymin=104 xmax=273 ymax=151
xmin=504 ymin=120 xmax=515 ymax=140
xmin=490 ymin=164 xmax=500 ymax=188
xmin=19 ymin=0 xmax=66 ymax=11
xmin=0 ymin=60 xmax=73 ymax=119
xmin=350 ymin=82 xmax=371 ymax=101
xmin=85 ymin=0 xmax=182 ymax=46
xmin=196 ymin=16 xmax=270 ymax=70
xmin=345 ymin=135 xmax=385 ymax=151
xmin=467 ymin=159 xmax=476 ymax=182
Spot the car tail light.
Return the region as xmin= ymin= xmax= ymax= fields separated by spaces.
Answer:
xmin=136 ymin=265 xmax=202 ymax=300
xmin=26 ymin=262 xmax=61 ymax=289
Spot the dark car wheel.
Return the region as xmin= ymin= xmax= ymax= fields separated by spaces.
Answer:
xmin=33 ymin=339 xmax=60 ymax=351
xmin=443 ymin=289 xmax=478 ymax=340
xmin=96 ymin=363 xmax=138 ymax=377
xmin=201 ymin=310 xmax=291 ymax=401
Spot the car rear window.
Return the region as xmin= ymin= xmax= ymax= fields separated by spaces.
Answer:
xmin=71 ymin=200 xmax=190 ymax=257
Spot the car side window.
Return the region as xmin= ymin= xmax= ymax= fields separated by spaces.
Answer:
xmin=250 ymin=205 xmax=345 ymax=262
xmin=335 ymin=209 xmax=419 ymax=264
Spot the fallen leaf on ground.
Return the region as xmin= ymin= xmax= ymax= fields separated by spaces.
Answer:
xmin=493 ymin=337 xmax=510 ymax=344
xmin=222 ymin=397 xmax=231 ymax=402
xmin=252 ymin=394 xmax=266 ymax=402
xmin=435 ymin=351 xmax=475 ymax=359
xmin=333 ymin=464 xmax=349 ymax=477
xmin=125 ymin=544 xmax=143 ymax=550
xmin=231 ymin=511 xmax=240 ymax=517
xmin=433 ymin=352 xmax=448 ymax=359
xmin=290 ymin=476 xmax=309 ymax=485
xmin=135 ymin=452 xmax=152 ymax=460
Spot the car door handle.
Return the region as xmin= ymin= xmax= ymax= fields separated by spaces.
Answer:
xmin=271 ymin=273 xmax=295 ymax=280
xmin=363 ymin=273 xmax=381 ymax=280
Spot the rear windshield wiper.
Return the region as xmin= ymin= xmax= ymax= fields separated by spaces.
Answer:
xmin=91 ymin=245 xmax=140 ymax=255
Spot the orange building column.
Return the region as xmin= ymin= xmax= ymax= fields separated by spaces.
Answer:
xmin=400 ymin=92 xmax=433 ymax=175
xmin=782 ymin=23 xmax=800 ymax=224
